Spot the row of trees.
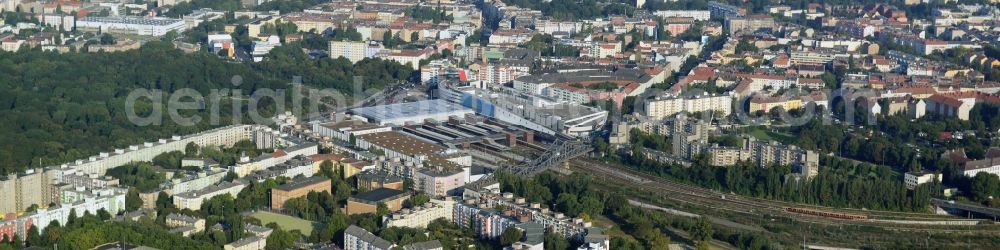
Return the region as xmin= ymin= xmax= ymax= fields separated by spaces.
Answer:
xmin=0 ymin=42 xmax=285 ymax=174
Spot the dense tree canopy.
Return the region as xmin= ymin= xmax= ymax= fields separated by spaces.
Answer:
xmin=0 ymin=41 xmax=411 ymax=175
xmin=107 ymin=163 xmax=167 ymax=192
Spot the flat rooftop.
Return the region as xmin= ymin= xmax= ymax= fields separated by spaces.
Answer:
xmin=273 ymin=176 xmax=330 ymax=192
xmin=174 ymin=181 xmax=244 ymax=199
xmin=351 ymin=188 xmax=407 ymax=202
xmin=319 ymin=119 xmax=386 ymax=131
xmin=79 ymin=17 xmax=184 ymax=26
xmin=350 ymin=99 xmax=473 ymax=123
xmin=345 ymin=225 xmax=394 ymax=249
xmin=359 ymin=131 xmax=446 ymax=157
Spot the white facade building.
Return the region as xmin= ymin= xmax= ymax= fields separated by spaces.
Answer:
xmin=653 ymin=10 xmax=711 ymax=21
xmin=383 ymin=199 xmax=455 ymax=229
xmin=76 ymin=17 xmax=187 ymax=36
xmin=645 ymin=92 xmax=734 ymax=119
xmin=904 ymin=171 xmax=941 ymax=190
xmin=329 ymin=40 xmax=382 ymax=63
xmin=173 ymin=181 xmax=247 ymax=210
xmin=251 ymin=36 xmax=281 ymax=62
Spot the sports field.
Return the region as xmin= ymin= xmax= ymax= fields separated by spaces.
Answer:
xmin=249 ymin=211 xmax=321 ymax=235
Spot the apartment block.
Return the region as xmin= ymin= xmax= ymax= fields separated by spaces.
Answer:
xmin=271 ymin=176 xmax=331 ymax=210
xmin=904 ymin=171 xmax=941 ymax=190
xmin=344 ymin=225 xmax=394 ymax=250
xmin=653 ymin=10 xmax=711 ymax=21
xmin=0 ymin=169 xmax=57 ymax=214
xmin=329 ymin=40 xmax=382 ymax=63
xmin=173 ymin=181 xmax=247 ymax=211
xmin=50 ymin=125 xmax=274 ymax=177
xmin=708 ymin=1 xmax=745 ymax=19
xmin=644 ymin=91 xmax=733 ymax=120
xmin=0 ymin=187 xmax=126 ymax=241
xmin=724 ymin=15 xmax=774 ymax=35
xmin=414 ymin=167 xmax=470 ymax=197
xmin=383 ymin=199 xmax=455 ymax=229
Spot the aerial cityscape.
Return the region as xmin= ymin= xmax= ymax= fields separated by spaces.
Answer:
xmin=0 ymin=0 xmax=1000 ymax=249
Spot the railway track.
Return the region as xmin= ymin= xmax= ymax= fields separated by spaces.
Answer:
xmin=569 ymin=158 xmax=1000 ymax=233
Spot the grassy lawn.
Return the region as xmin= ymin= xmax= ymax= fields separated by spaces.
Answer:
xmin=743 ymin=126 xmax=795 ymax=143
xmin=249 ymin=211 xmax=321 ymax=235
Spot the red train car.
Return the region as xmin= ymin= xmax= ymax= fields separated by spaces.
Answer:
xmin=786 ymin=207 xmax=869 ymax=220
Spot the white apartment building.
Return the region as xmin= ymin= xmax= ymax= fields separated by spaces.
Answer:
xmin=513 ymin=79 xmax=552 ymax=96
xmin=535 ymin=19 xmax=583 ymax=35
xmin=1 ymin=39 xmax=24 ymax=52
xmin=421 ymin=60 xmax=450 ymax=84
xmin=48 ymin=125 xmax=272 ymax=177
xmin=311 ymin=120 xmax=392 ymax=142
xmin=904 ymin=171 xmax=941 ymax=190
xmin=645 ymin=92 xmax=734 ymax=119
xmin=590 ymin=42 xmax=621 ymax=58
xmin=246 ymin=155 xmax=316 ymax=181
xmin=379 ymin=48 xmax=431 ymax=70
xmin=39 ymin=14 xmax=75 ymax=31
xmin=477 ymin=62 xmax=531 ymax=86
xmin=167 ymin=167 xmax=229 ymax=194
xmin=737 ymin=74 xmax=794 ymax=93
xmin=329 ymin=40 xmax=382 ymax=63
xmin=653 ymin=10 xmax=711 ymax=21
xmin=544 ymin=85 xmax=591 ymax=104
xmin=251 ymin=36 xmax=281 ymax=62
xmin=207 ymin=33 xmax=234 ymax=53
xmin=414 ymin=168 xmax=470 ymax=197
xmin=173 ymin=181 xmax=246 ymax=210
xmin=1 ymin=186 xmax=126 ymax=241
xmin=488 ymin=29 xmax=534 ymax=45
xmin=790 ymin=51 xmax=836 ymax=65
xmin=231 ymin=142 xmax=319 ymax=177
xmin=383 ymin=199 xmax=455 ymax=229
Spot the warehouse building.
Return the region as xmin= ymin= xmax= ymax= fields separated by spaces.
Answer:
xmin=76 ymin=16 xmax=187 ymax=36
xmin=350 ymin=99 xmax=475 ymax=126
